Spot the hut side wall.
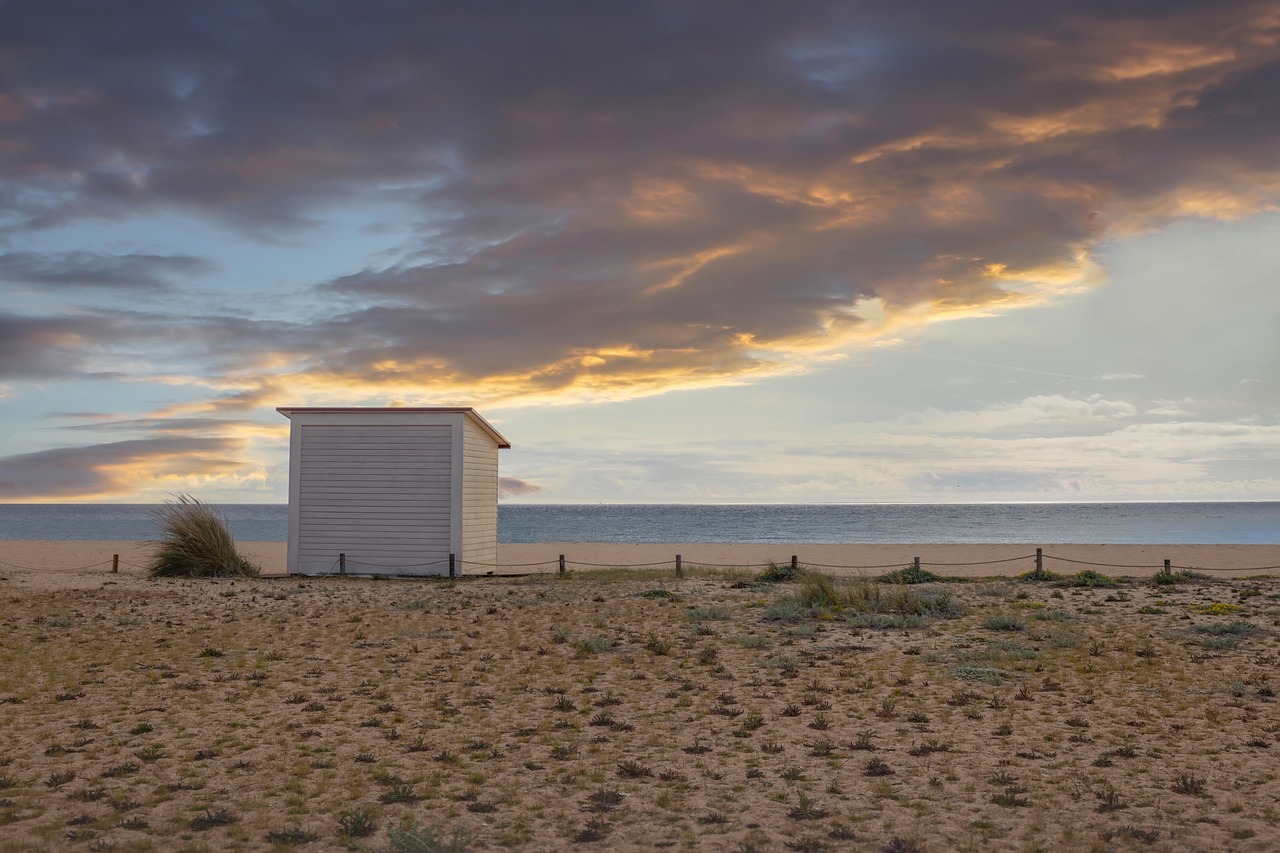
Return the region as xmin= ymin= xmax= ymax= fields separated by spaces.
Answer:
xmin=460 ymin=416 xmax=500 ymax=568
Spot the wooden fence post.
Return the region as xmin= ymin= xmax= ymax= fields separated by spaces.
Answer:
xmin=675 ymin=554 xmax=683 ymax=578
xmin=339 ymin=553 xmax=346 ymax=576
xmin=112 ymin=554 xmax=119 ymax=574
xmin=559 ymin=554 xmax=566 ymax=575
xmin=913 ymin=556 xmax=921 ymax=572
xmin=791 ymin=555 xmax=798 ymax=573
xmin=449 ymin=553 xmax=456 ymax=579
xmin=1035 ymin=547 xmax=1043 ymax=579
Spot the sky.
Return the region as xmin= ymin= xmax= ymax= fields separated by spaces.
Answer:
xmin=1 ymin=0 xmax=1278 ymax=505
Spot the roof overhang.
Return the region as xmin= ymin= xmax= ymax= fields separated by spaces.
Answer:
xmin=276 ymin=407 xmax=510 ymax=448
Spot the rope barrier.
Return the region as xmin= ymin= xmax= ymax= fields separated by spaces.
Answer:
xmin=3 ymin=550 xmax=1278 ymax=576
xmin=668 ymin=561 xmax=777 ymax=569
xmin=565 ymin=560 xmax=677 ymax=568
xmin=924 ymin=554 xmax=1036 ymax=567
xmin=342 ymin=557 xmax=451 ymax=569
xmin=0 ymin=558 xmax=114 ymax=571
xmin=1042 ymin=555 xmax=1167 ymax=570
xmin=1171 ymin=563 xmax=1280 ymax=573
xmin=802 ymin=561 xmax=914 ymax=570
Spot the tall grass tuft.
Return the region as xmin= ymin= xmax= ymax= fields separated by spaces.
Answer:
xmin=148 ymin=494 xmax=260 ymax=578
xmin=796 ymin=572 xmax=839 ymax=609
xmin=771 ymin=572 xmax=964 ymax=625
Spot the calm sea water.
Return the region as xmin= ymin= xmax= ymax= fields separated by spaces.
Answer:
xmin=0 ymin=502 xmax=1276 ymax=544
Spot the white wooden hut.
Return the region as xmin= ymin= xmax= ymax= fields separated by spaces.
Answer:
xmin=277 ymin=407 xmax=510 ymax=576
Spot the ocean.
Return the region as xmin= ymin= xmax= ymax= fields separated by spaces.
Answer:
xmin=0 ymin=502 xmax=1276 ymax=545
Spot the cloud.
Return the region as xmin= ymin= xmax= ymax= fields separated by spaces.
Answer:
xmin=0 ymin=1 xmax=1277 ymax=407
xmin=900 ymin=394 xmax=1138 ymax=434
xmin=0 ymin=311 xmax=116 ymax=379
xmin=0 ymin=251 xmax=214 ymax=292
xmin=0 ymin=308 xmax=311 ymax=382
xmin=0 ymin=436 xmax=245 ymax=500
xmin=498 ymin=476 xmax=543 ymax=498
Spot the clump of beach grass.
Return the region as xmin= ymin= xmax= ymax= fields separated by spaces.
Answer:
xmin=878 ymin=565 xmax=947 ymax=584
xmin=1060 ymin=570 xmax=1118 ymax=588
xmin=1153 ymin=567 xmax=1211 ymax=586
xmin=766 ymin=571 xmax=963 ymax=625
xmin=148 ymin=494 xmax=260 ymax=578
xmin=759 ymin=561 xmax=802 ymax=583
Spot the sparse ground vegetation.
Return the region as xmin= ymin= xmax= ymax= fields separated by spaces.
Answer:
xmin=0 ymin=565 xmax=1277 ymax=850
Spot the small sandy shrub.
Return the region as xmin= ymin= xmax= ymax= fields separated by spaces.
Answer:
xmin=847 ymin=612 xmax=927 ymax=629
xmin=948 ymin=666 xmax=1013 ymax=685
xmin=386 ymin=819 xmax=471 ymax=852
xmin=1192 ymin=620 xmax=1258 ymax=636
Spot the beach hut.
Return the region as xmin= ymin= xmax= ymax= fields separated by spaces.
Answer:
xmin=277 ymin=407 xmax=510 ymax=576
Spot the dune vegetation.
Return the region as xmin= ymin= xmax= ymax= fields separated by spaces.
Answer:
xmin=147 ymin=494 xmax=259 ymax=579
xmin=0 ymin=565 xmax=1277 ymax=850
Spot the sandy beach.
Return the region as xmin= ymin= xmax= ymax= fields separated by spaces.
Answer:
xmin=2 ymin=540 xmax=1279 ymax=851
xmin=2 ymin=540 xmax=1279 ymax=588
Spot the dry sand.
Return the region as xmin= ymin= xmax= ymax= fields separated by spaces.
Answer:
xmin=1 ymin=541 xmax=1279 ymax=851
xmin=2 ymin=540 xmax=1279 ymax=587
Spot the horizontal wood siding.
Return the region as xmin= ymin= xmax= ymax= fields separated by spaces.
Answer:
xmin=297 ymin=424 xmax=452 ymax=575
xmin=461 ymin=418 xmax=499 ymax=567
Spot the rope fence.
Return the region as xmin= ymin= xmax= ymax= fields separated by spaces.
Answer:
xmin=0 ymin=557 xmax=116 ymax=572
xmin=5 ymin=547 xmax=1278 ymax=578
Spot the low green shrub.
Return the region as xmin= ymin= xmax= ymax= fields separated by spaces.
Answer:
xmin=1192 ymin=621 xmax=1259 ymax=636
xmin=759 ymin=562 xmax=802 ymax=583
xmin=1061 ymin=570 xmax=1117 ymax=588
xmin=878 ymin=566 xmax=945 ymax=584
xmin=846 ymin=613 xmax=927 ymax=630
xmin=948 ymin=666 xmax=1014 ymax=685
xmin=574 ymin=637 xmax=616 ymax=654
xmin=685 ymin=606 xmax=731 ymax=622
xmin=763 ymin=596 xmax=806 ymax=622
xmin=386 ymin=819 xmax=472 ymax=852
xmin=1153 ymin=568 xmax=1211 ymax=586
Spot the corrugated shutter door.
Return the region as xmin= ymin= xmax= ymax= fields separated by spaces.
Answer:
xmin=297 ymin=424 xmax=452 ymax=574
